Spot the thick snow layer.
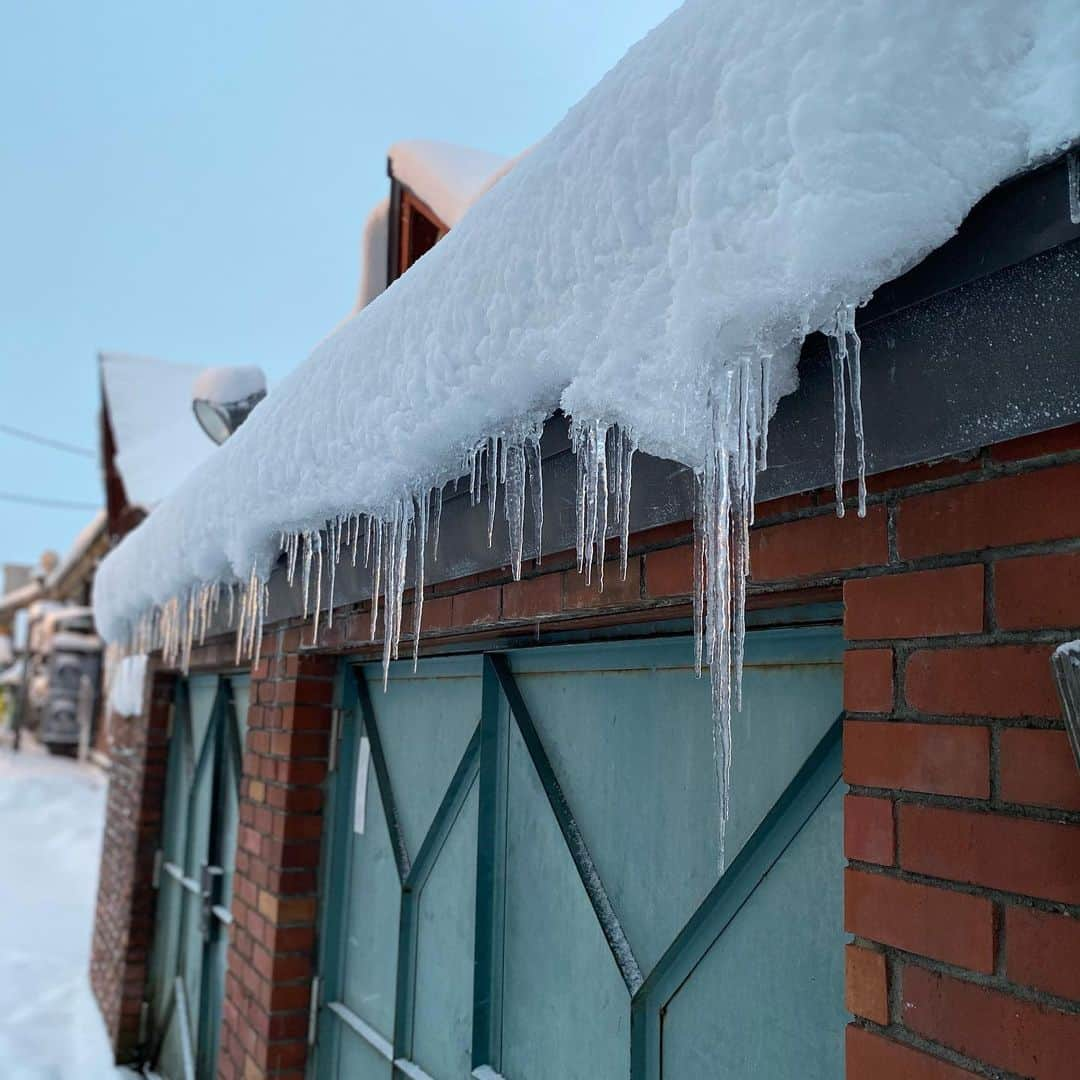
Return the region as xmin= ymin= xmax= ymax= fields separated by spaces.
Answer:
xmin=0 ymin=747 xmax=126 ymax=1079
xmin=389 ymin=139 xmax=509 ymax=227
xmin=94 ymin=0 xmax=1080 ymax=650
xmin=101 ymin=352 xmax=219 ymax=509
xmin=108 ymin=654 xmax=147 ymax=717
xmin=192 ymin=365 xmax=266 ymax=405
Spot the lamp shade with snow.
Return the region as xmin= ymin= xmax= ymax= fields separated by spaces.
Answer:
xmin=191 ymin=366 xmax=267 ymax=445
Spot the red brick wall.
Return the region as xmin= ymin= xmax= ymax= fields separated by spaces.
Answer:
xmin=216 ymin=649 xmax=335 ymax=1080
xmin=90 ymin=670 xmax=172 ymax=1062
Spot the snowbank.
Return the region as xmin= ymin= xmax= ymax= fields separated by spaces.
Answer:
xmin=94 ymin=0 xmax=1080 ymax=660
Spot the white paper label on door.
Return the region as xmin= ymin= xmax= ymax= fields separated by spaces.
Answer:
xmin=353 ymin=736 xmax=371 ymax=834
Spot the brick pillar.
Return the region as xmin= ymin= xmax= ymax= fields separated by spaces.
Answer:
xmin=90 ymin=669 xmax=173 ymax=1062
xmin=219 ymin=644 xmax=335 ymax=1080
xmin=841 ymin=450 xmax=1080 ymax=1077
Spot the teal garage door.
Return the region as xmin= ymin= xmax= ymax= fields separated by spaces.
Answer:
xmin=314 ymin=622 xmax=845 ymax=1079
xmin=146 ymin=673 xmax=249 ymax=1080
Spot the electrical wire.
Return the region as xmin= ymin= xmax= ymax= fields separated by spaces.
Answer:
xmin=0 ymin=492 xmax=101 ymax=511
xmin=0 ymin=424 xmax=95 ymax=459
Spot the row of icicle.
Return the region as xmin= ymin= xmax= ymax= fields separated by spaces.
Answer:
xmin=122 ymin=304 xmax=867 ymax=868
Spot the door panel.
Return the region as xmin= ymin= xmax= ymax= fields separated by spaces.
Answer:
xmin=316 ymin=621 xmax=845 ymax=1080
xmin=410 ymin=783 xmax=479 ymax=1078
xmin=371 ymin=656 xmax=482 ymax=859
xmin=340 ymin=752 xmax=401 ymax=1041
xmin=147 ymin=673 xmax=247 ymax=1080
xmin=500 ymin=720 xmax=630 ymax=1080
xmin=661 ymin=784 xmax=845 ymax=1078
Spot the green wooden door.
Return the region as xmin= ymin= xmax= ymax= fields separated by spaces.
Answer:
xmin=314 ymin=622 xmax=845 ymax=1079
xmin=147 ymin=673 xmax=248 ymax=1080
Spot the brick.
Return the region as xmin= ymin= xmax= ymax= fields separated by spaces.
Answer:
xmin=898 ymin=463 xmax=1080 ymax=558
xmin=502 ymin=573 xmax=564 ymax=620
xmin=906 ymin=645 xmax=1060 ymax=719
xmin=564 ymin=557 xmax=642 ymax=610
xmin=844 ymin=649 xmax=894 ymax=714
xmin=899 ymin=804 xmax=1080 ymax=904
xmin=1005 ymin=907 xmax=1080 ymax=1001
xmin=999 ymin=728 xmax=1080 ymax=811
xmin=754 ymin=490 xmax=819 ymax=520
xmin=902 ymin=965 xmax=1080 ymax=1080
xmin=844 ymin=566 xmax=984 ymax=641
xmin=417 ymin=595 xmax=453 ymax=631
xmin=844 ymin=869 xmax=995 ymax=972
xmin=750 ymin=506 xmax=888 ymax=582
xmin=451 ymin=586 xmax=501 ymax=626
xmin=989 ymin=421 xmax=1080 ymax=463
xmin=866 ymin=456 xmax=982 ymax=495
xmin=844 ymin=721 xmax=990 ymax=798
xmin=845 ymin=943 xmax=889 ymax=1024
xmin=646 ymin=545 xmax=694 ymax=597
xmin=845 ymin=794 xmax=895 ymax=865
xmin=846 ymin=1026 xmax=979 ymax=1080
xmin=995 ymin=551 xmax=1080 ymax=631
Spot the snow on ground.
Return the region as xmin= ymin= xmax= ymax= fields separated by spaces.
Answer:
xmin=0 ymin=743 xmax=127 ymax=1079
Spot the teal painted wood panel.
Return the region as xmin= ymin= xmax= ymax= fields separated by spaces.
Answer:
xmin=500 ymin=720 xmax=630 ymax=1080
xmin=660 ymin=783 xmax=846 ymax=1078
xmin=410 ymin=783 xmax=479 ymax=1078
xmin=361 ymin=656 xmax=481 ymax=861
xmin=507 ymin=627 xmax=842 ymax=975
xmin=340 ymin=744 xmax=401 ymax=1040
xmin=337 ymin=1023 xmax=392 ymax=1079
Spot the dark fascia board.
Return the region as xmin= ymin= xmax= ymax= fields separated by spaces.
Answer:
xmin=259 ymin=153 xmax=1080 ymax=626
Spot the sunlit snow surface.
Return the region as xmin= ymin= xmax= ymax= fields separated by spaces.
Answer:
xmin=94 ymin=0 xmax=1080 ymax=861
xmin=0 ymin=746 xmax=127 ymax=1079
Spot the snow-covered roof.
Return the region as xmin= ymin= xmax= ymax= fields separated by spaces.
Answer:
xmin=45 ymin=511 xmax=107 ymax=590
xmin=388 ymin=140 xmax=510 ymax=228
xmin=100 ymin=352 xmax=221 ymax=509
xmin=357 ymin=198 xmax=390 ymax=310
xmin=95 ymin=0 xmax=1080 ymax=677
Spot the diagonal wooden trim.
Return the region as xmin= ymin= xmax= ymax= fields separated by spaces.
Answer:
xmin=355 ymin=666 xmax=412 ymax=882
xmin=490 ymin=653 xmax=644 ymax=995
xmin=629 ymin=713 xmax=843 ymax=1079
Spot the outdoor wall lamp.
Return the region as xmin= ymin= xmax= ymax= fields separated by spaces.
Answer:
xmin=192 ymin=365 xmax=267 ymax=445
xmin=1051 ymin=641 xmax=1080 ymax=775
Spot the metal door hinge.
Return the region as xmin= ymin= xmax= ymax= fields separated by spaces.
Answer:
xmin=328 ymin=709 xmax=342 ymax=773
xmin=307 ymin=975 xmax=321 ymax=1046
xmin=152 ymin=848 xmax=163 ymax=889
xmin=138 ymin=1000 xmax=149 ymax=1044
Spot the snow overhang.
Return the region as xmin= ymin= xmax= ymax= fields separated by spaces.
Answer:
xmin=93 ymin=0 xmax=1080 ymax=673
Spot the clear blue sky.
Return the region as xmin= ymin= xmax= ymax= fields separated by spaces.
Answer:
xmin=0 ymin=0 xmax=679 ymax=569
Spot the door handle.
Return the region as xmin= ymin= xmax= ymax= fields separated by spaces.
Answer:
xmin=200 ymin=864 xmax=225 ymax=940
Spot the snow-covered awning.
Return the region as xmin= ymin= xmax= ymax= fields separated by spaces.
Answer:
xmin=95 ymin=1 xmax=1079 ymax=834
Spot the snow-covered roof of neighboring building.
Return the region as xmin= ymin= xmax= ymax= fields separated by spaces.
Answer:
xmin=95 ymin=0 xmax=1080 ymax=665
xmin=100 ymin=353 xmax=220 ymax=510
xmin=388 ymin=140 xmax=510 ymax=228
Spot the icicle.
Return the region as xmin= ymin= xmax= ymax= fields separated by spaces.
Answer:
xmin=1069 ymin=149 xmax=1080 ymax=225
xmin=310 ymin=531 xmax=324 ymax=646
xmin=829 ymin=302 xmax=867 ymax=518
xmin=486 ymin=436 xmax=499 ymax=546
xmin=829 ymin=331 xmax=847 ymax=518
xmin=431 ymin=485 xmax=443 ymax=562
xmin=504 ymin=440 xmax=527 ymax=581
xmin=370 ymin=522 xmax=383 ymax=641
xmin=327 ymin=519 xmax=339 ymax=629
xmin=525 ymin=432 xmax=543 ymax=566
xmin=413 ymin=493 xmax=427 ymax=670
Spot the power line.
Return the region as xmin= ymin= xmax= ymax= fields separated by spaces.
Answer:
xmin=0 ymin=424 xmax=95 ymax=459
xmin=0 ymin=491 xmax=101 ymax=511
